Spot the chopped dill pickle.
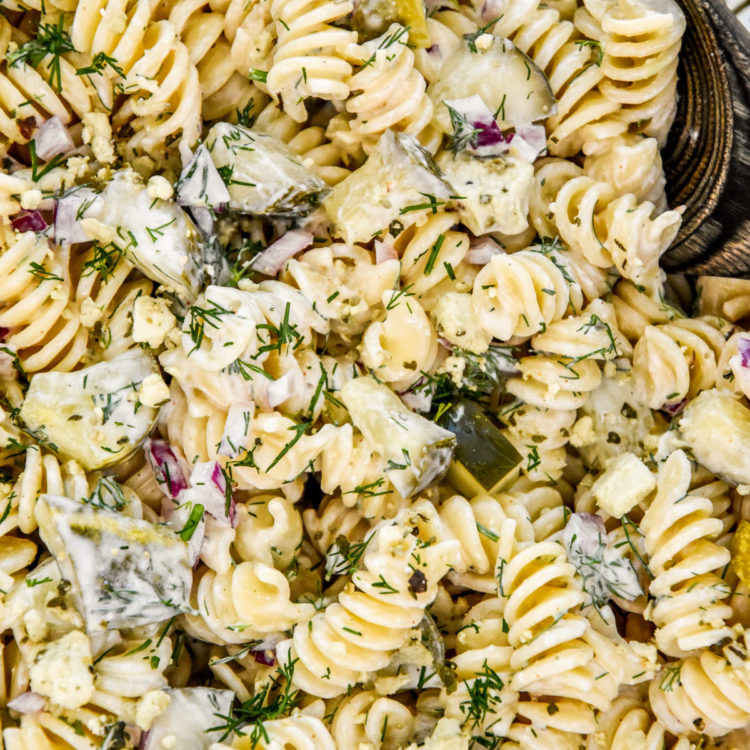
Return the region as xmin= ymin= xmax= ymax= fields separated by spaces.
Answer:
xmin=732 ymin=520 xmax=750 ymax=589
xmin=438 ymin=399 xmax=522 ymax=496
xmin=351 ymin=0 xmax=430 ymax=47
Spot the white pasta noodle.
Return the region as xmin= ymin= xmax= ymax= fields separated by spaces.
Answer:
xmin=266 ymin=0 xmax=357 ymax=122
xmin=472 ymin=247 xmax=582 ymax=342
xmin=632 ymin=316 xmax=730 ymax=409
xmin=275 ymin=502 xmax=459 ymax=698
xmin=575 ymin=0 xmax=686 ymax=145
xmin=640 ymin=450 xmax=733 ymax=657
xmin=328 ymin=24 xmax=438 ymax=158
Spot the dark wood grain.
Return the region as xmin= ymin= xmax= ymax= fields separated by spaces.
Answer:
xmin=661 ymin=0 xmax=750 ymax=275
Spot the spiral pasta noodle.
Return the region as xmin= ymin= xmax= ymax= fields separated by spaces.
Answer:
xmin=649 ymin=643 xmax=750 ymax=737
xmin=266 ymin=0 xmax=357 ymax=123
xmin=0 ymin=229 xmax=151 ymax=373
xmin=640 ymin=449 xmax=733 ymax=657
xmin=472 ymin=247 xmax=583 ymax=342
xmin=500 ymin=539 xmax=601 ymax=733
xmin=330 ymin=24 xmax=436 ymax=158
xmin=540 ymin=161 xmax=682 ymax=290
xmin=575 ymin=0 xmax=686 ymax=145
xmin=633 ymin=316 xmax=730 ymax=410
xmin=490 ymin=0 xmax=626 ymax=157
xmin=275 ymin=502 xmax=459 ymax=698
xmin=331 ymin=690 xmax=416 ymax=749
xmin=184 ymin=560 xmax=315 ymax=645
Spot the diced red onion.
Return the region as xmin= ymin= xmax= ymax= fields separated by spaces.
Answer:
xmin=562 ymin=512 xmax=606 ymax=557
xmin=400 ymin=386 xmax=433 ymax=414
xmin=0 ymin=348 xmax=17 ymax=380
xmin=253 ymin=649 xmax=276 ymax=666
xmin=144 ymin=439 xmax=189 ymax=500
xmin=465 ymin=236 xmax=503 ymax=265
xmin=218 ymin=404 xmax=254 ymax=458
xmin=375 ymin=238 xmax=398 ymax=263
xmin=515 ymin=124 xmax=547 ymax=156
xmin=510 ymin=131 xmax=543 ymax=163
xmin=445 ymin=95 xmax=512 ymax=156
xmin=11 ymin=209 xmax=47 ymax=233
xmin=738 ymin=335 xmax=750 ymax=368
xmin=661 ymin=398 xmax=687 ymax=416
xmin=187 ymin=206 xmax=215 ymax=236
xmin=183 ymin=461 xmax=232 ymax=525
xmin=54 ymin=188 xmax=101 ymax=245
xmin=250 ymin=229 xmax=314 ymax=276
xmin=8 ymin=692 xmax=45 ymax=714
xmin=35 ymin=117 xmax=74 ymax=161
xmin=0 ymin=328 xmax=8 ymax=342
xmin=267 ymin=370 xmax=301 ymax=408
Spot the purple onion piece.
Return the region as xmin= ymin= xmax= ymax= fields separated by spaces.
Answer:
xmin=0 ymin=328 xmax=8 ymax=342
xmin=738 ymin=336 xmax=750 ymax=368
xmin=661 ymin=398 xmax=687 ymax=417
xmin=144 ymin=439 xmax=189 ymax=499
xmin=11 ymin=209 xmax=48 ymax=233
xmin=474 ymin=119 xmax=511 ymax=148
xmin=35 ymin=116 xmax=74 ymax=161
xmin=253 ymin=648 xmax=276 ymax=666
xmin=7 ymin=692 xmax=46 ymax=714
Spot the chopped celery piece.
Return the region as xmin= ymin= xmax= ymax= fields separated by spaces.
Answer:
xmin=438 ymin=399 xmax=522 ymax=496
xmin=204 ymin=122 xmax=330 ymax=217
xmin=340 ymin=376 xmax=456 ymax=497
xmin=35 ymin=494 xmax=193 ymax=631
xmin=19 ymin=350 xmax=161 ymax=471
xmin=428 ymin=37 xmax=555 ymax=132
xmin=324 ymin=130 xmax=453 ymax=243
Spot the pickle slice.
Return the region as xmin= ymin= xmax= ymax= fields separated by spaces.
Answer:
xmin=438 ymin=399 xmax=522 ymax=497
xmin=351 ymin=0 xmax=430 ymax=47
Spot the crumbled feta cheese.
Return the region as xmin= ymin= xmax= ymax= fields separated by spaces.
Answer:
xmin=82 ymin=112 xmax=116 ymax=165
xmin=438 ymin=355 xmax=466 ymax=387
xmin=30 ymin=630 xmax=94 ymax=710
xmin=570 ymin=415 xmax=596 ymax=448
xmin=431 ymin=292 xmax=492 ymax=355
xmin=79 ymin=297 xmax=102 ymax=328
xmin=138 ymin=373 xmax=170 ymax=408
xmin=80 ymin=217 xmax=115 ymax=245
xmin=592 ymin=452 xmax=656 ymax=518
xmin=474 ymin=33 xmax=494 ymax=51
xmin=132 ymin=296 xmax=177 ymax=349
xmin=20 ymin=189 xmax=42 ymax=210
xmin=135 ymin=690 xmax=171 ymax=730
xmin=147 ymin=175 xmax=174 ymax=202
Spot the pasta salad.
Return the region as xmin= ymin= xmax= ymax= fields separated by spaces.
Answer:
xmin=0 ymin=0 xmax=749 ymax=748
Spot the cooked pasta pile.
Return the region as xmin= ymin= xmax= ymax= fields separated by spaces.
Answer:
xmin=0 ymin=0 xmax=749 ymax=748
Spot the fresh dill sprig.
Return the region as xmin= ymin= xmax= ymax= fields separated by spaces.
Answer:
xmin=8 ymin=16 xmax=76 ymax=93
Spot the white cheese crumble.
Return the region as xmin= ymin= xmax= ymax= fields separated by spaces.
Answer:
xmin=135 ymin=690 xmax=172 ymax=730
xmin=132 ymin=296 xmax=177 ymax=349
xmin=30 ymin=630 xmax=94 ymax=710
xmin=138 ymin=373 xmax=170 ymax=408
xmin=592 ymin=452 xmax=656 ymax=518
xmin=147 ymin=175 xmax=174 ymax=201
xmin=20 ymin=189 xmax=43 ymax=210
xmin=82 ymin=112 xmax=116 ymax=165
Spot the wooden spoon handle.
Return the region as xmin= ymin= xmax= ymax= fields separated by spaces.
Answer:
xmin=662 ymin=0 xmax=750 ymax=276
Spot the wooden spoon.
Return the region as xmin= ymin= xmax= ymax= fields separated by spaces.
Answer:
xmin=661 ymin=0 xmax=750 ymax=275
